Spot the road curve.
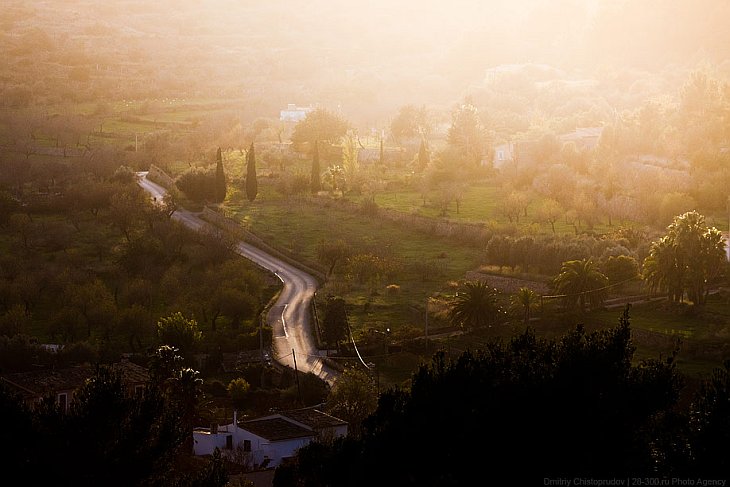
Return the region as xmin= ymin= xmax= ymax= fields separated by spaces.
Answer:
xmin=137 ymin=172 xmax=339 ymax=385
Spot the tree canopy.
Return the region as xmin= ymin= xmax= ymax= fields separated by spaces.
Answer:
xmin=156 ymin=312 xmax=202 ymax=365
xmin=291 ymin=109 xmax=349 ymax=147
xmin=214 ymin=147 xmax=226 ymax=203
xmin=643 ymin=211 xmax=727 ymax=305
xmin=245 ymin=142 xmax=258 ymax=202
xmin=0 ymin=356 xmax=227 ymax=486
xmin=390 ymin=105 xmax=431 ymax=143
xmin=310 ymin=140 xmax=321 ymax=194
xmin=643 ymin=211 xmax=726 ymax=305
xmin=553 ymin=258 xmax=609 ymax=312
xmin=446 ymin=101 xmax=488 ymax=166
xmin=274 ymin=309 xmax=716 ymax=485
xmin=447 ymin=280 xmax=503 ymax=330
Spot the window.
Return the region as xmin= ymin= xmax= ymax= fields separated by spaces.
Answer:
xmin=497 ymin=150 xmax=505 ymax=161
xmin=243 ymin=440 xmax=251 ymax=452
xmin=225 ymin=435 xmax=233 ymax=450
xmin=57 ymin=393 xmax=68 ymax=413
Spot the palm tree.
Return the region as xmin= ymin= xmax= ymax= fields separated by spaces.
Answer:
xmin=448 ymin=281 xmax=503 ymax=330
xmin=643 ymin=236 xmax=682 ymax=302
xmin=510 ymin=287 xmax=538 ymax=324
xmin=553 ymin=259 xmax=608 ymax=312
xmin=643 ymin=211 xmax=726 ymax=305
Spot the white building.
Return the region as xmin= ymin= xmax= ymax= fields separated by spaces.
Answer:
xmin=280 ymin=104 xmax=313 ymax=122
xmin=193 ymin=408 xmax=348 ymax=469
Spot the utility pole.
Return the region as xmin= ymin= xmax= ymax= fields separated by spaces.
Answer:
xmin=292 ymin=348 xmax=302 ymax=406
xmin=425 ymin=298 xmax=429 ymax=352
xmin=259 ymin=316 xmax=264 ymax=363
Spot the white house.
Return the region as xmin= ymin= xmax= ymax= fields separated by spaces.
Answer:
xmin=491 ymin=142 xmax=514 ymax=169
xmin=254 ymin=408 xmax=348 ymax=441
xmin=193 ymin=408 xmax=347 ymax=469
xmin=280 ymin=104 xmax=313 ymax=122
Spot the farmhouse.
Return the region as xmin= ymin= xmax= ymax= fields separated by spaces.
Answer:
xmin=193 ymin=407 xmax=348 ymax=469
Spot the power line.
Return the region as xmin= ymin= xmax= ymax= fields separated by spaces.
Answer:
xmin=542 ymin=275 xmax=641 ymax=300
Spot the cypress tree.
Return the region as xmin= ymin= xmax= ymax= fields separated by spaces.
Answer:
xmin=245 ymin=143 xmax=258 ymax=202
xmin=214 ymin=147 xmax=226 ymax=203
xmin=310 ymin=140 xmax=321 ymax=193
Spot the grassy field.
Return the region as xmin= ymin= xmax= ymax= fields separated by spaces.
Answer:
xmin=225 ymin=184 xmax=481 ymax=335
xmin=364 ymin=184 xmax=631 ymax=236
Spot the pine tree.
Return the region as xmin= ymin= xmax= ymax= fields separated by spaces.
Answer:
xmin=245 ymin=143 xmax=258 ymax=202
xmin=214 ymin=147 xmax=226 ymax=203
xmin=311 ymin=140 xmax=321 ymax=193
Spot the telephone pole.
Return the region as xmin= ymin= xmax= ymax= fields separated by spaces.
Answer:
xmin=292 ymin=348 xmax=302 ymax=406
xmin=425 ymin=297 xmax=429 ymax=351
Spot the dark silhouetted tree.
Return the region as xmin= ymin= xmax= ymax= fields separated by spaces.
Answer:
xmin=311 ymin=140 xmax=321 ymax=194
xmin=275 ymin=308 xmax=687 ymax=485
xmin=214 ymin=147 xmax=226 ymax=203
xmin=447 ymin=281 xmax=503 ymax=330
xmin=553 ymin=258 xmax=608 ymax=312
xmin=316 ymin=239 xmax=351 ymax=276
xmin=245 ymin=143 xmax=258 ymax=202
xmin=0 ymin=361 xmax=227 ymax=486
xmin=321 ymin=296 xmax=348 ymax=349
xmin=643 ymin=211 xmax=726 ymax=305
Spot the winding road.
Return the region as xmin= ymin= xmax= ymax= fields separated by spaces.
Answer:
xmin=137 ymin=172 xmax=339 ymax=385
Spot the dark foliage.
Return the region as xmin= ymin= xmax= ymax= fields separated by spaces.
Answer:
xmin=273 ymin=308 xmax=730 ymax=485
xmin=311 ymin=140 xmax=321 ymax=194
xmin=176 ymin=168 xmax=216 ymax=203
xmin=245 ymin=143 xmax=258 ymax=202
xmin=0 ymin=360 xmax=227 ymax=486
xmin=214 ymin=147 xmax=227 ymax=203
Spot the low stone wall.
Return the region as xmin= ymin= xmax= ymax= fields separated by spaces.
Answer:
xmin=465 ymin=270 xmax=551 ymax=295
xmin=202 ymin=206 xmax=327 ymax=282
xmin=147 ymin=164 xmax=175 ymax=189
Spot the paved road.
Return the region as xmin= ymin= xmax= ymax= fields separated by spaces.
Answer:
xmin=137 ymin=172 xmax=338 ymax=385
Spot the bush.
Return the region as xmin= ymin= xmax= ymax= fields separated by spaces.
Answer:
xmin=204 ymin=379 xmax=228 ymax=398
xmin=227 ymin=378 xmax=251 ymax=410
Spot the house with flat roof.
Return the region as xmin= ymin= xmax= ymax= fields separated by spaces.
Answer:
xmin=193 ymin=407 xmax=347 ymax=469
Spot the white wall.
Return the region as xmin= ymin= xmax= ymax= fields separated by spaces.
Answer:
xmin=209 ymin=421 xmax=317 ymax=468
xmin=233 ymin=429 xmax=313 ymax=468
xmin=193 ymin=430 xmax=231 ymax=456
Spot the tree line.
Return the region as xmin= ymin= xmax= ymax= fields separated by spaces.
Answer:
xmin=274 ymin=308 xmax=730 ymax=485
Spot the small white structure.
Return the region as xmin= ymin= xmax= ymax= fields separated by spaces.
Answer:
xmin=280 ymin=104 xmax=313 ymax=122
xmin=193 ymin=408 xmax=348 ymax=469
xmin=491 ymin=142 xmax=514 ymax=169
